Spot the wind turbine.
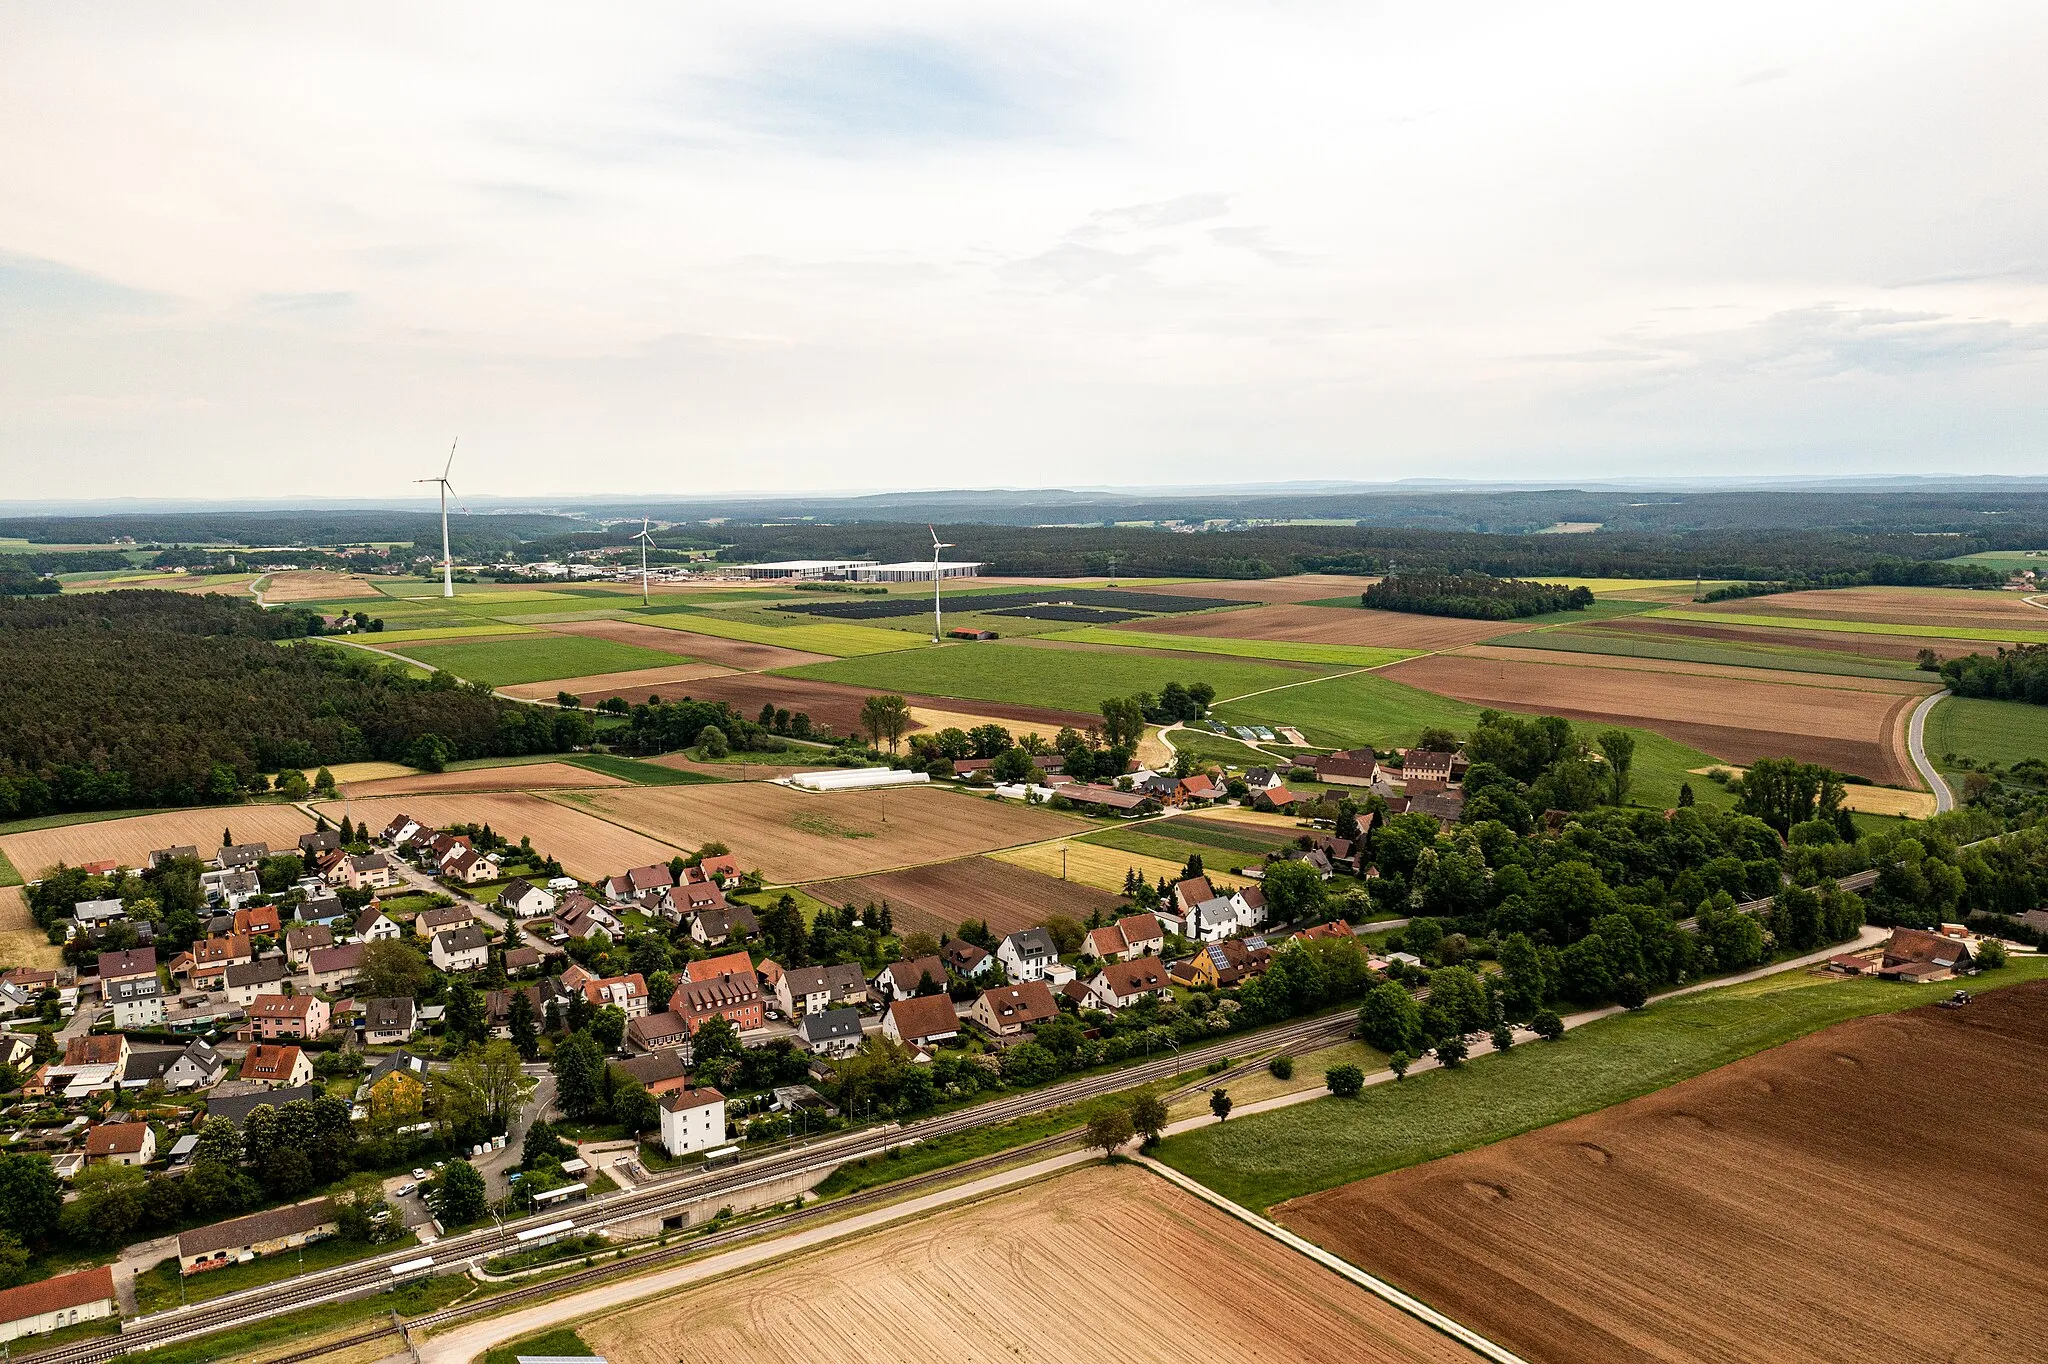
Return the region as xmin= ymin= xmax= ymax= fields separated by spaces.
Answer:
xmin=414 ymin=440 xmax=462 ymax=598
xmin=633 ymin=517 xmax=657 ymax=606
xmin=929 ymin=524 xmax=954 ymax=643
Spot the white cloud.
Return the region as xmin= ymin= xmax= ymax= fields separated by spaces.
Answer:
xmin=0 ymin=1 xmax=2045 ymax=497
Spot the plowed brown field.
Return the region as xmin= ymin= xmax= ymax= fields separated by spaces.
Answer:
xmin=338 ymin=763 xmax=626 ymax=798
xmin=498 ymin=662 xmax=735 ymax=701
xmin=0 ymin=805 xmax=314 ymax=880
xmin=583 ymin=1163 xmax=1478 ymax=1364
xmin=1126 ymin=573 xmax=1383 ymax=603
xmin=1696 ymin=584 xmax=2045 ymax=629
xmin=567 ymin=783 xmax=1086 ymax=883
xmin=311 ymin=793 xmax=680 ymax=880
xmin=1138 ymin=603 xmax=1514 ymax=650
xmin=544 ymin=619 xmax=831 ymax=671
xmin=803 ymin=855 xmax=1125 ymax=937
xmin=1599 ymin=616 xmax=1989 ymax=663
xmin=262 ymin=570 xmax=385 ymax=602
xmin=1280 ymin=982 xmax=2048 ymax=1364
xmin=582 ymin=671 xmax=1095 ymax=740
xmin=1381 ymin=652 xmax=1920 ymax=783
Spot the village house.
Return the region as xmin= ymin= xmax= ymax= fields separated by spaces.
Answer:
xmin=334 ymin=851 xmax=402 ymax=892
xmin=85 ymin=1120 xmax=156 ymax=1167
xmin=1298 ymin=920 xmax=1356 ymax=942
xmin=68 ymin=898 xmax=128 ymax=941
xmin=671 ymin=970 xmax=764 ymax=1034
xmin=615 ymin=1051 xmax=693 ymax=1098
xmin=178 ymin=1199 xmax=338 ymax=1275
xmin=1173 ymin=937 xmax=1273 ymax=988
xmin=164 ymin=1038 xmax=227 ymax=1090
xmin=380 ymin=814 xmax=423 ymax=846
xmin=302 ymin=943 xmax=365 ymax=994
xmin=1087 ymin=958 xmax=1173 ymax=1010
xmin=658 ymin=1085 xmax=727 ymax=1157
xmin=1404 ymin=780 xmax=1467 ymax=827
xmin=241 ymin=1042 xmax=312 ymax=1088
xmin=247 ymin=993 xmax=329 ymax=1040
xmin=604 ymin=864 xmax=675 ymax=904
xmin=496 ymin=879 xmax=556 ymax=920
xmin=503 ymin=944 xmax=543 ymax=976
xmin=1060 ymin=785 xmax=1160 ymax=817
xmin=1081 ymin=913 xmax=1165 ymax=962
xmin=99 ymin=947 xmax=165 ymax=1028
xmin=796 ymin=1007 xmax=865 ymax=1058
xmin=283 ymin=925 xmax=333 ymax=968
xmin=442 ymin=848 xmax=494 ymax=884
xmin=1252 ymin=786 xmax=1300 ymax=814
xmin=0 ymin=1265 xmax=117 ymax=1345
xmin=214 ymin=842 xmax=270 ymax=871
xmin=218 ymin=957 xmax=285 ymax=1007
xmin=874 ymin=955 xmax=948 ymax=1000
xmin=688 ymin=902 xmax=757 ymax=948
xmin=693 ymin=853 xmax=740 ymax=885
xmin=189 ymin=934 xmax=254 ymax=988
xmin=297 ymin=830 xmax=341 ymax=857
xmin=553 ymin=894 xmax=622 ymax=943
xmin=882 ymin=993 xmax=962 ymax=1049
xmin=231 ymin=904 xmax=284 ymax=939
xmin=581 ymin=973 xmax=651 ymax=1019
xmin=360 ymin=997 xmax=418 ymax=1045
xmin=1879 ymin=927 xmax=1976 ymax=982
xmin=969 ymin=982 xmax=1059 ymax=1037
xmin=205 ymin=1084 xmax=320 ymax=1129
xmin=776 ymin=963 xmax=868 ymax=1017
xmin=1310 ymin=748 xmax=1381 ymax=787
xmin=354 ymin=1051 xmax=429 ymax=1120
xmin=996 ymin=927 xmax=1060 ymax=982
xmin=430 ymin=926 xmax=489 ymax=973
xmin=625 ymin=1010 xmax=692 ymax=1058
xmin=942 ymin=940 xmax=993 ymax=979
xmin=149 ymin=845 xmax=199 ymax=870
xmin=416 ymin=904 xmax=475 ymax=939
xmin=353 ymin=908 xmax=403 ymax=943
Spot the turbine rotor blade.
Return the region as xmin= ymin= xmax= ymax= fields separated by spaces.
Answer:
xmin=443 ymin=438 xmax=458 ymax=480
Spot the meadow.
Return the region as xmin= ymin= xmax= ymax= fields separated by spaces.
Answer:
xmin=400 ymin=635 xmax=687 ymax=686
xmin=1489 ymin=625 xmax=1930 ymax=680
xmin=1651 ymin=607 xmax=2048 ymax=645
xmin=1924 ymin=695 xmax=2048 ymax=773
xmin=632 ymin=610 xmax=919 ymax=657
xmin=779 ymin=642 xmax=1326 ymax=714
xmin=1154 ymin=956 xmax=2048 ymax=1210
xmin=1036 ymin=627 xmax=1418 ymax=667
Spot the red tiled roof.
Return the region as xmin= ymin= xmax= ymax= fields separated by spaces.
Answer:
xmin=85 ymin=1121 xmax=150 ymax=1156
xmin=0 ymin=1265 xmax=115 ymax=1324
xmin=687 ymin=950 xmax=755 ymax=983
xmin=888 ymin=994 xmax=961 ymax=1043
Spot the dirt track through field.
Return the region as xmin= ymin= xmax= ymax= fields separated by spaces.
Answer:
xmin=567 ymin=783 xmax=1088 ymax=884
xmin=803 ymin=854 xmax=1125 ymax=937
xmin=583 ymin=1164 xmax=1478 ymax=1364
xmin=312 ymin=792 xmax=681 ymax=880
xmin=1280 ymin=981 xmax=2048 ymax=1364
xmin=1382 ymin=652 xmax=1920 ymax=783
xmin=338 ymin=762 xmax=627 ymax=798
xmin=543 ymin=619 xmax=832 ymax=671
xmin=0 ymin=805 xmax=315 ymax=880
xmin=1138 ymin=602 xmax=1514 ymax=650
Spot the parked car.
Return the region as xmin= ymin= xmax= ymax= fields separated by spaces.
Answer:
xmin=412 ymin=1167 xmax=429 ymax=1181
xmin=395 ymin=1181 xmax=418 ymax=1197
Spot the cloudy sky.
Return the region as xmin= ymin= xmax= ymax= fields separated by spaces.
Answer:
xmin=2 ymin=2 xmax=2044 ymax=500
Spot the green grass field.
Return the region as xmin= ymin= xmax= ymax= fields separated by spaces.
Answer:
xmin=1038 ymin=627 xmax=1419 ymax=668
xmin=1490 ymin=626 xmax=1929 ymax=681
xmin=1944 ymin=551 xmax=2048 ymax=575
xmin=348 ymin=623 xmax=538 ymax=645
xmin=0 ymin=847 xmax=20 ymax=887
xmin=1924 ymin=695 xmax=2048 ymax=773
xmin=398 ymin=635 xmax=686 ymax=686
xmin=564 ymin=752 xmax=723 ymax=785
xmin=1155 ymin=956 xmax=2048 ymax=1209
xmin=1651 ymin=608 xmax=2048 ymax=645
xmin=634 ymin=610 xmax=920 ymax=657
xmin=780 ymin=643 xmax=1328 ymax=715
xmin=1212 ymin=670 xmax=1728 ymax=809
xmin=1079 ymin=822 xmax=1286 ymax=866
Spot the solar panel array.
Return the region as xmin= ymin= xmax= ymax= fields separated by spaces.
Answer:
xmin=982 ymin=605 xmax=1146 ymax=623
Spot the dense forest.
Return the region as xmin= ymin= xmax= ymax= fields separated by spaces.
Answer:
xmin=1940 ymin=644 xmax=2048 ymax=705
xmin=1700 ymin=558 xmax=2003 ymax=600
xmin=0 ymin=593 xmax=588 ymax=818
xmin=1361 ymin=572 xmax=1594 ymax=620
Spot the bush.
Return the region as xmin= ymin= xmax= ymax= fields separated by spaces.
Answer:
xmin=1977 ymin=939 xmax=2008 ymax=970
xmin=1489 ymin=1024 xmax=1514 ymax=1053
xmin=1434 ymin=1036 xmax=1469 ymax=1068
xmin=1615 ymin=974 xmax=1649 ymax=1010
xmin=1325 ymin=1064 xmax=1364 ymax=1097
xmin=1531 ymin=1009 xmax=1565 ymax=1042
xmin=1267 ymin=1055 xmax=1294 ymax=1081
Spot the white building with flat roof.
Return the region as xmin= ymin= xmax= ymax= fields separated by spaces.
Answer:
xmin=854 ymin=561 xmax=985 ymax=582
xmin=742 ymin=559 xmax=877 ymax=580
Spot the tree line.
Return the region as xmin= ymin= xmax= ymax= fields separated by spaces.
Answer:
xmin=1939 ymin=643 xmax=2048 ymax=705
xmin=1361 ymin=572 xmax=1595 ymax=620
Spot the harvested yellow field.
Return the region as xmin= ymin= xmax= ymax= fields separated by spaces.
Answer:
xmin=312 ymin=761 xmax=414 ymax=783
xmin=313 ymin=793 xmax=681 ymax=880
xmin=1686 ymin=767 xmax=1936 ymax=818
xmin=340 ymin=762 xmax=626 ymax=798
xmin=907 ymin=704 xmax=1068 ymax=745
xmin=499 ymin=662 xmax=735 ymax=702
xmin=261 ymin=570 xmax=385 ymax=602
xmin=0 ymin=886 xmax=33 ymax=933
xmin=0 ymin=886 xmax=61 ymax=969
xmin=0 ymin=806 xmax=314 ymax=881
xmin=992 ymin=837 xmax=1249 ymax=894
xmin=1179 ymin=806 xmax=1318 ymax=831
xmin=580 ymin=1164 xmax=1475 ymax=1364
xmin=568 ymin=783 xmax=1087 ymax=884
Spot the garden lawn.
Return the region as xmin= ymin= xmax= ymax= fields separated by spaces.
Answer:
xmin=1924 ymin=695 xmax=2048 ymax=776
xmin=780 ymin=644 xmax=1326 ymax=715
xmin=402 ymin=635 xmax=685 ymax=687
xmin=1154 ymin=957 xmax=2048 ymax=1210
xmin=1036 ymin=628 xmax=1419 ymax=668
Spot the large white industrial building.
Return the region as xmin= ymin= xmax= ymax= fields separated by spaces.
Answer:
xmin=741 ymin=559 xmax=984 ymax=582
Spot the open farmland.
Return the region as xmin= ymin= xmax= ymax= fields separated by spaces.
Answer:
xmin=0 ymin=804 xmax=314 ymax=879
xmin=1693 ymin=583 xmax=2048 ymax=630
xmin=578 ymin=670 xmax=1096 ymax=738
xmin=1924 ymin=695 xmax=2048 ymax=774
xmin=562 ymin=783 xmax=1087 ymax=883
xmin=1599 ymin=614 xmax=1992 ymax=664
xmin=781 ymin=642 xmax=1324 ymax=713
xmin=399 ymin=635 xmax=687 ymax=687
xmin=261 ymin=570 xmax=385 ymax=602
xmin=1278 ymin=982 xmax=2048 ymax=1364
xmin=1125 ymin=573 xmax=1384 ymax=603
xmin=541 ymin=618 xmax=834 ymax=670
xmin=631 ymin=610 xmax=919 ymax=657
xmin=0 ymin=886 xmax=62 ymax=968
xmin=1132 ymin=602 xmax=1519 ymax=651
xmin=1650 ymin=607 xmax=2048 ymax=647
xmin=1381 ymin=650 xmax=1927 ymax=784
xmin=803 ymin=855 xmax=1126 ymax=938
xmin=498 ymin=662 xmax=735 ymax=701
xmin=1039 ymin=627 xmax=1418 ymax=667
xmin=990 ymin=836 xmax=1250 ymax=895
xmin=1486 ymin=624 xmax=1936 ymax=680
xmin=580 ymin=1164 xmax=1477 ymax=1364
xmin=312 ymin=792 xmax=680 ymax=880
xmin=337 ymin=762 xmax=628 ymax=798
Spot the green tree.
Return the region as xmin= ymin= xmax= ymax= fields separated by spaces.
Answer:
xmin=1495 ymin=932 xmax=1546 ymax=1019
xmin=508 ymin=989 xmax=539 ymax=1060
xmin=1325 ymin=1063 xmax=1364 ymax=1097
xmin=590 ymin=1004 xmax=627 ymax=1054
xmin=1734 ymin=758 xmax=1845 ymax=835
xmin=1596 ymin=729 xmax=1636 ymax=806
xmin=857 ymin=694 xmax=912 ymax=753
xmin=0 ymin=1231 xmax=30 ymax=1288
xmin=433 ymin=1160 xmax=488 ymax=1227
xmin=991 ymin=747 xmax=1038 ymax=784
xmin=446 ymin=978 xmax=487 ymax=1046
xmin=1356 ymin=982 xmax=1424 ymax=1054
xmin=1435 ymin=1036 xmax=1469 ymax=1067
xmin=612 ymin=1080 xmax=659 ymax=1141
xmin=313 ymin=766 xmax=337 ymax=796
xmin=359 ymin=939 xmax=432 ymax=1000
xmin=1086 ymin=1107 xmax=1135 ymax=1160
xmin=1420 ymin=965 xmax=1488 ymax=1041
xmin=1208 ymin=1088 xmax=1233 ymax=1122
xmin=1388 ymin=1050 xmax=1411 ymax=1080
xmin=1130 ymin=1093 xmax=1169 ymax=1148
xmin=407 ymin=733 xmax=452 ymax=773
xmin=551 ymin=1031 xmax=605 ymax=1119
xmin=1098 ymin=695 xmax=1147 ymax=753
xmin=0 ymin=1152 xmax=62 ymax=1246
xmin=696 ymin=724 xmax=730 ymax=759
xmin=692 ymin=1015 xmax=743 ymax=1067
xmin=192 ymin=1115 xmax=241 ymax=1168
xmin=1531 ymin=1009 xmax=1565 ymax=1042
xmin=1260 ymin=858 xmax=1327 ymax=923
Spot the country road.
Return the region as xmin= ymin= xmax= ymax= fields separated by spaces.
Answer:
xmin=1907 ymin=689 xmax=1955 ymax=814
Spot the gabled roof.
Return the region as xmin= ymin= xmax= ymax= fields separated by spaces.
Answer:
xmin=225 ymin=957 xmax=286 ymax=989
xmin=178 ymin=1198 xmax=335 ymax=1258
xmin=205 ymin=1083 xmax=320 ymax=1127
xmin=85 ymin=1120 xmax=151 ymax=1156
xmin=883 ymin=955 xmax=946 ymax=990
xmin=978 ymin=981 xmax=1057 ymax=1026
xmin=943 ymin=940 xmax=989 ymax=970
xmin=797 ymin=1008 xmax=864 ymax=1043
xmin=660 ymin=1084 xmax=723 ymax=1113
xmin=887 ymin=993 xmax=961 ymax=1042
xmin=0 ymin=1266 xmax=115 ymax=1324
xmin=308 ymin=942 xmax=366 ymax=974
xmin=1002 ymin=927 xmax=1057 ymax=960
xmin=362 ymin=997 xmax=417 ymax=1031
xmin=432 ymin=925 xmax=488 ymax=954
xmin=64 ymin=1033 xmax=126 ymax=1067
xmin=98 ymin=947 xmax=157 ymax=979
xmin=1115 ymin=912 xmax=1162 ymax=942
xmin=688 ymin=950 xmax=756 ymax=983
xmin=1171 ymin=876 xmax=1216 ymax=912
xmin=1093 ymin=958 xmax=1170 ymax=997
xmin=241 ymin=1044 xmax=304 ymax=1082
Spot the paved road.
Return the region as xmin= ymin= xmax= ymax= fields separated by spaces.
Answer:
xmin=1906 ymin=688 xmax=1955 ymax=814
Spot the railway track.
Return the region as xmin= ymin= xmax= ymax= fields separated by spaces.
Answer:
xmin=19 ymin=1009 xmax=1356 ymax=1364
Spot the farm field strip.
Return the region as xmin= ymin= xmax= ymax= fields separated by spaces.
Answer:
xmin=1440 ymin=644 xmax=1940 ymax=695
xmin=1652 ymin=607 xmax=2048 ymax=644
xmin=0 ymin=804 xmax=315 ymax=881
xmin=989 ymin=836 xmax=1251 ymax=894
xmin=1275 ymin=980 xmax=2048 ymax=1364
xmin=497 ymin=662 xmax=736 ymax=701
xmin=800 ymin=855 xmax=1125 ymax=938
xmin=1691 ymin=584 xmax=2048 ymax=627
xmin=578 ymin=1165 xmax=1478 ymax=1364
xmin=1037 ymin=627 xmax=1420 ymax=667
xmin=1485 ymin=625 xmax=1932 ymax=680
xmin=1076 ymin=826 xmax=1279 ymax=872
xmin=349 ymin=624 xmax=538 ymax=645
xmin=541 ymin=619 xmax=833 ymax=671
xmin=632 ymin=610 xmax=921 ymax=656
xmin=400 ymin=636 xmax=690 ymax=687
xmin=562 ymin=783 xmax=1089 ymax=884
xmin=1123 ymin=574 xmax=1386 ymax=603
xmin=1598 ymin=614 xmax=1992 ymax=663
xmin=1924 ymin=695 xmax=2048 ymax=775
xmin=312 ymin=793 xmax=681 ymax=881
xmin=337 ymin=762 xmax=630 ymax=798
xmin=259 ymin=570 xmax=387 ymax=602
xmin=1125 ymin=602 xmax=1517 ymax=651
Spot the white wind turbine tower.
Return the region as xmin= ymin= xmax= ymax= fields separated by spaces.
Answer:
xmin=929 ymin=524 xmax=954 ymax=642
xmin=414 ymin=440 xmax=462 ymax=598
xmin=633 ymin=517 xmax=657 ymax=606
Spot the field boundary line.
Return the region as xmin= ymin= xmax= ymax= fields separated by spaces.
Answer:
xmin=1213 ymin=664 xmax=1381 ymax=707
xmin=1132 ymin=1156 xmax=1528 ymax=1364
